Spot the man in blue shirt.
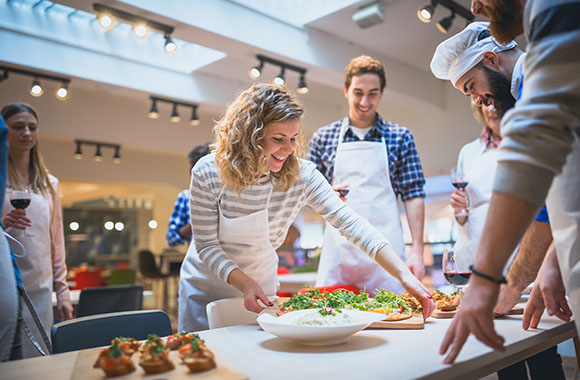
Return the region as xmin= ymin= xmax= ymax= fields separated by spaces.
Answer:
xmin=166 ymin=143 xmax=210 ymax=248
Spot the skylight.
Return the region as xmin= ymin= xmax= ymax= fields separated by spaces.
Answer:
xmin=228 ymin=0 xmax=360 ymax=27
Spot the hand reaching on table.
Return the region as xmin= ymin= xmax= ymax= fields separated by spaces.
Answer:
xmin=439 ymin=276 xmax=505 ymax=364
xmin=399 ymin=270 xmax=434 ymax=321
xmin=228 ymin=268 xmax=273 ymax=313
xmin=493 ymin=283 xmax=522 ymax=316
xmin=523 ymin=244 xmax=572 ymax=330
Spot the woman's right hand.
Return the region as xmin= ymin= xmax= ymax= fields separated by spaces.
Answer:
xmin=227 ymin=268 xmax=273 ymax=313
xmin=399 ymin=271 xmax=435 ymax=321
xmin=2 ymin=209 xmax=32 ymax=230
xmin=450 ymin=190 xmax=468 ymax=224
xmin=450 ymin=189 xmax=468 ymax=214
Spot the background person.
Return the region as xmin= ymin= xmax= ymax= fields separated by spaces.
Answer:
xmin=166 ymin=143 xmax=211 ymax=248
xmin=178 ymin=83 xmax=434 ymax=331
xmin=309 ymin=55 xmax=426 ymax=294
xmin=1 ymin=103 xmax=72 ymax=358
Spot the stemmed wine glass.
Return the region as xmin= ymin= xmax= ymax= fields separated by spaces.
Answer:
xmin=442 ymin=248 xmax=472 ymax=301
xmin=450 ymin=167 xmax=469 ymax=217
xmin=10 ymin=187 xmax=33 ymax=238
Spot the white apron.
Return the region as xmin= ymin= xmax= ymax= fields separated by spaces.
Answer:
xmin=547 ymin=132 xmax=580 ymax=339
xmin=453 ymin=145 xmax=517 ymax=274
xmin=316 ymin=118 xmax=406 ymax=295
xmin=2 ymin=188 xmax=53 ymax=358
xmin=178 ymin=184 xmax=278 ymax=331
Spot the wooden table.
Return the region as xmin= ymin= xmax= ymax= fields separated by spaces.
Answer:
xmin=1 ymin=310 xmax=576 ymax=380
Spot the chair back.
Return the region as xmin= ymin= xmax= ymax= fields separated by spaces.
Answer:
xmin=76 ymin=285 xmax=143 ymax=318
xmin=51 ymin=310 xmax=172 ymax=353
xmin=206 ymin=297 xmax=260 ymax=329
xmin=138 ymin=250 xmax=163 ymax=278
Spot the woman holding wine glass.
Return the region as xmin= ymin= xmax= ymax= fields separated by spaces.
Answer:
xmin=1 ymin=103 xmax=72 ymax=358
xmin=450 ymin=102 xmax=517 ymax=274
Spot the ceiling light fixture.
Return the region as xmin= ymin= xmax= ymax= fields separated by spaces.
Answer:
xmin=56 ymin=82 xmax=69 ymax=100
xmin=417 ymin=2 xmax=435 ymax=23
xmin=148 ymin=98 xmax=160 ymax=119
xmin=436 ymin=11 xmax=456 ymax=34
xmin=132 ymin=22 xmax=149 ymax=39
xmin=273 ymin=67 xmax=285 ymax=85
xmin=97 ymin=12 xmax=115 ymax=30
xmin=74 ymin=139 xmax=122 ymax=163
xmin=93 ymin=3 xmax=176 ymax=53
xmin=170 ymin=103 xmax=180 ymax=123
xmin=164 ymin=34 xmax=177 ymax=54
xmin=148 ymin=96 xmax=200 ymax=126
xmin=249 ymin=59 xmax=263 ymax=79
xmin=190 ymin=105 xmax=200 ymax=126
xmin=1 ymin=65 xmax=72 ymax=100
xmin=74 ymin=141 xmax=83 ymax=159
xmin=297 ymin=74 xmax=309 ymax=95
xmin=416 ymin=0 xmax=473 ymax=32
xmin=94 ymin=144 xmax=103 ymax=162
xmin=249 ymin=54 xmax=309 ymax=95
xmin=113 ymin=146 xmax=121 ymax=164
xmin=30 ymin=78 xmax=44 ymax=97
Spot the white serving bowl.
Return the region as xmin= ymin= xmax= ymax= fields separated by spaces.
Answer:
xmin=257 ymin=309 xmax=385 ymax=345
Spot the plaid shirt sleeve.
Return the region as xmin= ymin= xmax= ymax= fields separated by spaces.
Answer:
xmin=166 ymin=189 xmax=191 ymax=247
xmin=307 ymin=120 xmax=341 ymax=184
xmin=388 ymin=126 xmax=426 ymax=201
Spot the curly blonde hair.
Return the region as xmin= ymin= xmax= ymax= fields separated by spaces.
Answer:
xmin=213 ymin=83 xmax=304 ymax=194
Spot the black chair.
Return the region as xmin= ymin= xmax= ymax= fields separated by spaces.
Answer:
xmin=76 ymin=285 xmax=143 ymax=318
xmin=138 ymin=250 xmax=169 ymax=310
xmin=51 ymin=310 xmax=172 ymax=354
xmin=138 ymin=249 xmax=168 ymax=279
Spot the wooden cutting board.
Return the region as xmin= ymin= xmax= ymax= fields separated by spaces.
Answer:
xmin=431 ymin=305 xmax=524 ymax=319
xmin=367 ymin=313 xmax=424 ymax=329
xmin=71 ymin=345 xmax=247 ymax=380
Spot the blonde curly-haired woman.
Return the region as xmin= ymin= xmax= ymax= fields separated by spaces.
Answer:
xmin=178 ymin=83 xmax=434 ymax=331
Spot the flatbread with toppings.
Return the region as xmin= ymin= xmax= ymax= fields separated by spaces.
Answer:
xmin=278 ymin=288 xmax=416 ymax=321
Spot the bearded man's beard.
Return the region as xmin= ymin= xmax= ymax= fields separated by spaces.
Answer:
xmin=482 ymin=65 xmax=516 ymax=118
xmin=482 ymin=0 xmax=524 ymax=43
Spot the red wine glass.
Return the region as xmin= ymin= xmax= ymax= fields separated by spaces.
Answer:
xmin=10 ymin=187 xmax=33 ymax=237
xmin=450 ymin=167 xmax=469 ymax=217
xmin=442 ymin=248 xmax=472 ymax=300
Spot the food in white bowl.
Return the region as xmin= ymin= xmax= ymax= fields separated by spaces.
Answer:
xmin=257 ymin=308 xmax=385 ymax=345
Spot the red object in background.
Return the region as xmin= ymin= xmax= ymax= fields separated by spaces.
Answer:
xmin=277 ymin=291 xmax=293 ymax=298
xmin=115 ymin=262 xmax=131 ymax=270
xmin=297 ymin=284 xmax=359 ymax=295
xmin=73 ymin=268 xmax=104 ymax=290
xmin=277 ymin=267 xmax=291 ymax=275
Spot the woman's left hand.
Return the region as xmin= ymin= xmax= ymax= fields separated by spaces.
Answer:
xmin=400 ymin=271 xmax=435 ymax=320
xmin=57 ymin=299 xmax=74 ymax=321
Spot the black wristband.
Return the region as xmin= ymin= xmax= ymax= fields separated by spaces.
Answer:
xmin=469 ymin=265 xmax=507 ymax=285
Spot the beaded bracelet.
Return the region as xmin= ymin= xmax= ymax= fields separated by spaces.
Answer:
xmin=469 ymin=265 xmax=507 ymax=285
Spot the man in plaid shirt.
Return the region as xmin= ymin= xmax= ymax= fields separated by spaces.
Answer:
xmin=309 ymin=55 xmax=426 ymax=293
xmin=166 ymin=144 xmax=210 ymax=247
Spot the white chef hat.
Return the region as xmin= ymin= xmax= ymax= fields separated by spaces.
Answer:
xmin=430 ymin=22 xmax=518 ymax=86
